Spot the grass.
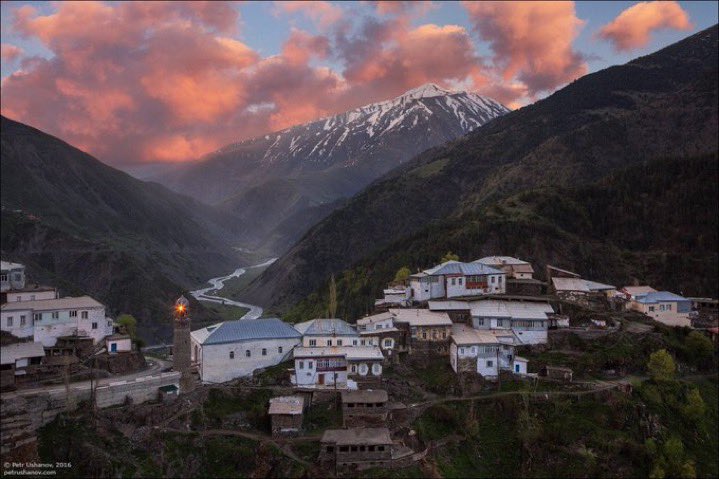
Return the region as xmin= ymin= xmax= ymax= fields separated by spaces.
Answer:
xmin=304 ymin=402 xmax=343 ymax=432
xmin=202 ymin=387 xmax=273 ymax=430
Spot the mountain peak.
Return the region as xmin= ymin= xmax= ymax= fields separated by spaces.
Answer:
xmin=398 ymin=83 xmax=455 ymax=101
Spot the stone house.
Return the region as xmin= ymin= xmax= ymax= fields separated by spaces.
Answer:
xmin=292 ymin=346 xmax=384 ymax=388
xmin=0 ymin=341 xmax=45 ymax=389
xmin=409 ymin=261 xmax=506 ymax=302
xmin=449 ymin=324 xmax=516 ymax=379
xmin=294 ymin=318 xmax=361 ymax=348
xmin=0 ymin=260 xmax=25 ymax=292
xmin=390 ymin=309 xmax=452 ymax=355
xmin=268 ymin=396 xmax=304 ymax=436
xmin=356 ymin=312 xmax=402 ymax=358
xmin=341 ymin=389 xmax=388 ymax=427
xmin=319 ymin=428 xmax=393 ymax=469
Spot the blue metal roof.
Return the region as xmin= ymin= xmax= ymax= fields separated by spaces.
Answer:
xmin=636 ymin=291 xmax=690 ymax=304
xmin=295 ymin=318 xmax=358 ymax=336
xmin=428 ymin=261 xmax=503 ymax=276
xmin=202 ymin=318 xmax=301 ymax=345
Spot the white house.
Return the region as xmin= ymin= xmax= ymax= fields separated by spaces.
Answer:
xmin=375 ymin=286 xmax=411 ymax=308
xmin=449 ymin=324 xmax=518 ymax=379
xmin=105 ymin=334 xmax=132 ymax=353
xmin=469 ymin=299 xmax=553 ymax=345
xmin=475 ymin=256 xmax=535 ymax=279
xmin=292 ymin=346 xmax=384 ymax=389
xmin=629 ymin=291 xmax=692 ymax=328
xmin=294 ymin=318 xmax=362 ymax=348
xmin=356 ymin=312 xmax=399 ymax=354
xmin=191 ymin=318 xmax=301 ymax=384
xmin=1 ymin=261 xmax=26 ymax=292
xmin=410 ymin=261 xmax=506 ymax=302
xmin=1 ymin=296 xmax=113 ymax=346
xmin=620 ymin=286 xmax=658 ymax=300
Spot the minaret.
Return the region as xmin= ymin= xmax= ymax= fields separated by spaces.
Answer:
xmin=173 ymin=295 xmax=192 ymax=392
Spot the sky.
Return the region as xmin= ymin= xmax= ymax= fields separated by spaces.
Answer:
xmin=1 ymin=1 xmax=716 ymax=169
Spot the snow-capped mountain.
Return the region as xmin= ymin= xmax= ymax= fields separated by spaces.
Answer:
xmin=213 ymin=83 xmax=507 ymax=169
xmin=157 ymin=83 xmax=509 ymax=253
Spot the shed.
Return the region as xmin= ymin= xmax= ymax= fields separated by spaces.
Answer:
xmin=269 ymin=396 xmax=304 ymax=436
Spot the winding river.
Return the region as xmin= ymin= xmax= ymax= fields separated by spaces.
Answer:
xmin=189 ymin=258 xmax=277 ymax=320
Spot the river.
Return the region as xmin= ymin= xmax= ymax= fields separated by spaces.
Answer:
xmin=189 ymin=258 xmax=277 ymax=320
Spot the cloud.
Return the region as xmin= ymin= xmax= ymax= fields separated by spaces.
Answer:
xmin=598 ymin=1 xmax=692 ymax=52
xmin=274 ymin=1 xmax=343 ymax=28
xmin=462 ymin=1 xmax=587 ymax=96
xmin=1 ymin=43 xmax=24 ymax=63
xmin=372 ymin=1 xmax=436 ymax=19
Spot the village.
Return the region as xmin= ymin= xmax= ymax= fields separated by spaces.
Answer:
xmin=1 ymin=256 xmax=718 ymax=473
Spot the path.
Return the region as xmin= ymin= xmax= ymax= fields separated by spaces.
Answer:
xmin=190 ymin=258 xmax=277 ymax=320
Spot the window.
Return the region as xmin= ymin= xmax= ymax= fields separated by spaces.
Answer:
xmin=351 ymin=365 xmax=357 ymax=373
xmin=667 ymin=304 xmax=672 ymax=311
xmin=476 ymin=318 xmax=485 ymax=326
xmin=6 ymin=317 xmax=13 ymax=327
xmin=491 ymin=276 xmax=496 ymax=283
xmin=377 ymin=446 xmax=385 ymax=451
xmin=20 ymin=315 xmax=26 ymax=326
xmin=51 ymin=311 xmax=59 ymax=319
xmin=498 ymin=276 xmax=503 ymax=284
xmin=13 ymin=273 xmax=21 ymax=281
xmin=372 ymin=363 xmax=382 ymax=375
xmin=91 ymin=322 xmax=98 ymax=329
xmin=383 ymin=339 xmax=392 ymax=348
xmin=442 ymin=331 xmax=447 ymax=339
xmin=16 ymin=296 xmax=21 ymax=302
xmin=309 ymin=339 xmax=317 ymax=346
xmin=326 ymin=339 xmax=332 ymax=346
xmin=30 ymin=295 xmax=35 ymax=301
xmin=459 ymin=347 xmax=465 ymax=354
xmin=660 ymin=305 xmax=665 ymax=312
xmin=337 ymin=339 xmax=343 ymax=346
xmin=326 ymin=446 xmax=334 ymax=453
xmin=81 ymin=311 xmax=88 ymax=319
xmin=308 ymin=361 xmax=313 ymax=369
xmin=33 ymin=313 xmax=41 ymax=322
xmin=246 ymin=350 xmax=251 ymax=357
xmin=0 ymin=274 xmax=7 ymax=282
xmin=230 ymin=351 xmax=235 ymax=359
xmin=69 ymin=310 xmax=78 ymax=317
xmin=368 ymin=445 xmax=376 ymax=451
xmin=262 ymin=348 xmax=267 ymax=356
xmin=487 ymin=360 xmax=494 ymax=367
xmin=458 ymin=278 xmax=463 ymax=285
xmin=361 ymin=339 xmax=366 ymax=346
xmin=422 ymin=332 xmax=427 ymax=339
xmin=350 ymin=446 xmax=358 ymax=452
xmin=451 ymin=278 xmax=456 ymax=286
xmin=278 ymin=346 xmax=283 ymax=354
xmin=352 ymin=339 xmax=358 ymax=346
xmin=299 ymin=361 xmax=304 ymax=369
xmin=339 ymin=446 xmax=349 ymax=452
xmin=649 ymin=306 xmax=655 ymax=312
xmin=107 ymin=321 xmax=112 ymax=327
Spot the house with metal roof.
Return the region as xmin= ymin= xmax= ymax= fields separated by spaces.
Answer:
xmin=191 ymin=318 xmax=301 ymax=384
xmin=292 ymin=346 xmax=384 ymax=389
xmin=629 ymin=291 xmax=693 ymax=328
xmin=294 ymin=318 xmax=362 ymax=348
xmin=1 ymin=260 xmax=25 ymax=292
xmin=269 ymin=396 xmax=304 ymax=436
xmin=409 ymin=261 xmax=506 ymax=302
xmin=475 ymin=256 xmax=535 ymax=279
xmin=449 ymin=324 xmax=519 ymax=378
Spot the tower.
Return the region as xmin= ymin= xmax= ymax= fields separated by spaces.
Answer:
xmin=173 ymin=295 xmax=193 ymax=392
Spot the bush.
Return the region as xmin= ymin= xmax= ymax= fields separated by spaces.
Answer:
xmin=647 ymin=350 xmax=676 ymax=382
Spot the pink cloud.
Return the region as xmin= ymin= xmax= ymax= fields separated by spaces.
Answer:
xmin=372 ymin=1 xmax=436 ymax=19
xmin=598 ymin=1 xmax=692 ymax=52
xmin=274 ymin=1 xmax=343 ymax=28
xmin=1 ymin=43 xmax=24 ymax=63
xmin=462 ymin=1 xmax=587 ymax=96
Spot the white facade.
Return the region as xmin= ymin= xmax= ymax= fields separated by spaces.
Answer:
xmin=410 ymin=275 xmax=444 ymax=302
xmin=106 ymin=336 xmax=132 ymax=353
xmin=291 ymin=346 xmax=383 ymax=388
xmin=631 ymin=301 xmax=691 ymax=328
xmin=1 ymin=296 xmax=112 ymax=346
xmin=467 ymin=300 xmax=552 ymax=345
xmin=445 ymin=273 xmax=506 ymax=298
xmin=1 ymin=261 xmax=25 ymax=292
xmin=193 ymin=336 xmax=300 ymax=384
xmin=449 ymin=325 xmax=515 ymax=379
xmin=513 ymin=357 xmax=528 ymax=375
xmin=5 ymin=289 xmax=57 ymax=303
xmin=301 ymin=334 xmax=361 ymax=348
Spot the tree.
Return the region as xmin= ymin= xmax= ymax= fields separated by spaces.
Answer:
xmin=685 ymin=331 xmax=714 ymax=368
xmin=393 ymin=266 xmax=411 ymax=283
xmin=440 ymin=251 xmax=459 ymax=263
xmin=647 ymin=349 xmax=676 ymax=382
xmin=328 ymin=274 xmax=337 ymax=318
xmin=682 ymin=388 xmax=706 ymax=423
xmin=116 ymin=314 xmax=138 ymax=339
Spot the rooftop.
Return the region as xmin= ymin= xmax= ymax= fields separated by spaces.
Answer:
xmin=294 ymin=318 xmax=358 ymax=337
xmin=341 ymin=389 xmax=388 ymax=403
xmin=1 ymin=296 xmax=104 ymax=312
xmin=469 ymin=299 xmax=554 ymax=319
xmin=635 ymin=291 xmax=690 ymax=304
xmin=4 ymin=284 xmax=56 ymax=293
xmin=1 ymin=261 xmax=24 ymax=271
xmin=451 ymin=324 xmax=504 ymax=345
xmin=293 ymin=346 xmax=383 ymax=360
xmin=191 ymin=318 xmax=301 ymax=345
xmin=622 ymin=286 xmax=658 ymax=296
xmin=425 ymin=261 xmax=504 ymax=277
xmin=546 ymin=265 xmax=581 ymax=278
xmin=268 ymin=396 xmax=304 ymax=415
xmin=1 ymin=341 xmax=45 ymax=365
xmin=552 ymin=277 xmax=615 ymax=292
xmin=475 ymin=256 xmax=530 ymax=266
xmin=321 ymin=428 xmax=392 ymax=446
xmin=389 ymin=308 xmax=452 ymax=327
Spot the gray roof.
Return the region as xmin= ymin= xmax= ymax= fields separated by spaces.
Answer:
xmin=1 ymin=342 xmax=45 ymax=365
xmin=321 ymin=428 xmax=392 ymax=445
xmin=191 ymin=318 xmax=301 ymax=345
xmin=341 ymin=389 xmax=388 ymax=403
xmin=636 ymin=291 xmax=690 ymax=304
xmin=294 ymin=318 xmax=358 ymax=336
xmin=427 ymin=261 xmax=503 ymax=276
xmin=1 ymin=261 xmax=24 ymax=271
xmin=1 ymin=296 xmax=104 ymax=312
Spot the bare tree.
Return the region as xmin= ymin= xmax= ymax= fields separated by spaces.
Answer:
xmin=328 ymin=274 xmax=337 ymax=319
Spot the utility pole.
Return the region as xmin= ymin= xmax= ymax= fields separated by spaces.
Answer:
xmin=496 ymin=345 xmax=502 ymax=391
